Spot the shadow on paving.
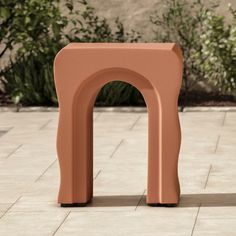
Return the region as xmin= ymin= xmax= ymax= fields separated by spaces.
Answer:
xmin=80 ymin=193 xmax=236 ymax=208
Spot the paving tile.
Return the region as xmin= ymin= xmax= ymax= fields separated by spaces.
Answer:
xmin=0 ymin=203 xmax=12 ymax=212
xmin=223 ymin=112 xmax=236 ymax=127
xmin=217 ymin=143 xmax=236 ymax=153
xmin=8 ymin=196 xmax=68 ymax=213
xmin=199 ymin=205 xmax=236 ymax=219
xmin=0 ymin=143 xmax=22 ymax=160
xmin=138 ymin=198 xmax=199 ymax=214
xmin=0 ymin=211 xmax=68 ymax=236
xmin=79 ymin=194 xmax=140 ymax=211
xmin=93 ymin=137 xmax=124 ymax=156
xmin=179 ymin=162 xmax=211 ymax=192
xmin=0 ymin=128 xmax=10 ymax=138
xmin=179 ymin=192 xmax=236 ymax=208
xmin=55 ymin=211 xmax=196 ymax=236
xmin=0 ymin=156 xmax=55 ymax=176
xmin=94 ymin=112 xmax=140 ymax=132
xmin=193 ymin=218 xmax=236 ymax=236
xmin=0 ymin=177 xmax=34 ymax=203
xmin=9 ymin=195 xmax=139 ymax=213
xmin=181 ymin=112 xmax=225 ymax=127
xmin=111 ymin=137 xmax=148 ymax=157
xmin=0 ymin=110 xmax=235 ymax=235
xmin=204 ymin=164 xmax=236 ymax=192
xmin=94 ymin=169 xmax=146 ymax=195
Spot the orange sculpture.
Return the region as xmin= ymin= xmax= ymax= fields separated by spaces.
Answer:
xmin=54 ymin=43 xmax=182 ymax=207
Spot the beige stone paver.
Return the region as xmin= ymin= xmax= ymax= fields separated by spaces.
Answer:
xmin=0 ymin=110 xmax=235 ymax=235
xmin=0 ymin=211 xmax=68 ymax=236
xmin=55 ymin=211 xmax=196 ymax=236
xmin=193 ymin=218 xmax=236 ymax=236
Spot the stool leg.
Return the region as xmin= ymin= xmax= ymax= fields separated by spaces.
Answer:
xmin=57 ymin=105 xmax=93 ymax=206
xmin=147 ymin=96 xmax=181 ymax=206
xmin=158 ymin=99 xmax=181 ymax=205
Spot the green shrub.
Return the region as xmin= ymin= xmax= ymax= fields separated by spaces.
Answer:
xmin=0 ymin=0 xmax=68 ymax=105
xmin=150 ymin=0 xmax=212 ymax=103
xmin=96 ymin=81 xmax=144 ymax=106
xmin=200 ymin=6 xmax=236 ymax=96
xmin=4 ymin=46 xmax=59 ymax=106
xmin=0 ymin=0 xmax=67 ymax=64
xmin=1 ymin=0 xmax=141 ymax=106
xmin=2 ymin=0 xmax=236 ymax=106
xmin=151 ymin=0 xmax=236 ymax=100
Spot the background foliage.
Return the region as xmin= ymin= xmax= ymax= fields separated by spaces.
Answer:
xmin=151 ymin=0 xmax=236 ymax=104
xmin=0 ymin=0 xmax=236 ymax=106
xmin=200 ymin=6 xmax=236 ymax=96
xmin=0 ymin=0 xmax=141 ymax=106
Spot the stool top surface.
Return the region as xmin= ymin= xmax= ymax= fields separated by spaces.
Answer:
xmin=65 ymin=43 xmax=176 ymax=50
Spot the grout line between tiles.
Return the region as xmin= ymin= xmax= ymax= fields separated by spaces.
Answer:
xmin=39 ymin=119 xmax=52 ymax=130
xmin=191 ymin=204 xmax=201 ymax=236
xmin=204 ymin=164 xmax=212 ymax=189
xmin=35 ymin=159 xmax=57 ymax=182
xmin=129 ymin=115 xmax=141 ymax=130
xmin=221 ymin=112 xmax=227 ymax=126
xmin=0 ymin=196 xmax=22 ymax=220
xmin=110 ymin=139 xmax=124 ymax=158
xmin=52 ymin=211 xmax=71 ymax=236
xmin=94 ymin=112 xmax=102 ymax=121
xmin=0 ymin=126 xmax=13 ymax=138
xmin=5 ymin=144 xmax=23 ymax=159
xmin=94 ymin=169 xmax=101 ymax=180
xmin=214 ymin=135 xmax=220 ymax=153
xmin=135 ymin=189 xmax=146 ymax=211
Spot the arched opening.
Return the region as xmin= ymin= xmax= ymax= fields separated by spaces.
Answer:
xmin=70 ymin=67 xmax=161 ymax=204
xmin=93 ymin=80 xmax=148 ymax=206
xmin=95 ymin=80 xmax=145 ymax=107
xmin=56 ymin=66 xmax=181 ymax=206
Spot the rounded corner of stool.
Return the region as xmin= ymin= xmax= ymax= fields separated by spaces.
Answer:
xmin=170 ymin=43 xmax=183 ymax=65
xmin=54 ymin=46 xmax=68 ymax=68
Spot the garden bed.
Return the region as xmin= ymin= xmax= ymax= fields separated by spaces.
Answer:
xmin=1 ymin=90 xmax=236 ymax=108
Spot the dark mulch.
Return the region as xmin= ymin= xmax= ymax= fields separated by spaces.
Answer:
xmin=1 ymin=90 xmax=236 ymax=107
xmin=178 ymin=90 xmax=236 ymax=107
xmin=0 ymin=92 xmax=13 ymax=106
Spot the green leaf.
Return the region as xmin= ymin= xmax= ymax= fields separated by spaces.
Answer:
xmin=0 ymin=7 xmax=10 ymax=19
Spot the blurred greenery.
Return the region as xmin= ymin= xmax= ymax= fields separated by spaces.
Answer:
xmin=0 ymin=0 xmax=141 ymax=106
xmin=151 ymin=0 xmax=236 ymax=104
xmin=0 ymin=0 xmax=236 ymax=106
xmin=151 ymin=0 xmax=207 ymax=98
xmin=200 ymin=6 xmax=236 ymax=96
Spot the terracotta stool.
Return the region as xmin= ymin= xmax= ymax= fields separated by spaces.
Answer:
xmin=54 ymin=43 xmax=183 ymax=207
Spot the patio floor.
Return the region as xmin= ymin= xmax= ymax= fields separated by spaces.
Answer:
xmin=0 ymin=110 xmax=235 ymax=235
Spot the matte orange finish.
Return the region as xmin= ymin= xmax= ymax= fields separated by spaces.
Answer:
xmin=54 ymin=43 xmax=183 ymax=206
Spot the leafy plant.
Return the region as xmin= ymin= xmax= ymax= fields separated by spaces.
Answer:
xmin=96 ymin=81 xmax=144 ymax=106
xmin=150 ymin=0 xmax=216 ymax=106
xmin=200 ymin=5 xmax=236 ymax=96
xmin=0 ymin=0 xmax=69 ymax=105
xmin=0 ymin=0 xmax=67 ymax=68
xmin=2 ymin=0 xmax=236 ymax=107
xmin=1 ymin=0 xmax=141 ymax=106
xmin=4 ymin=45 xmax=58 ymax=106
xmin=151 ymin=0 xmax=236 ymax=101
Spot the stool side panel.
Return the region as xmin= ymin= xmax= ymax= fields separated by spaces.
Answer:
xmin=53 ymin=43 xmax=183 ymax=206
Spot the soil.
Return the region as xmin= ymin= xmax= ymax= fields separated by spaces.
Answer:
xmin=1 ymin=90 xmax=236 ymax=107
xmin=0 ymin=92 xmax=13 ymax=106
xmin=178 ymin=90 xmax=236 ymax=107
